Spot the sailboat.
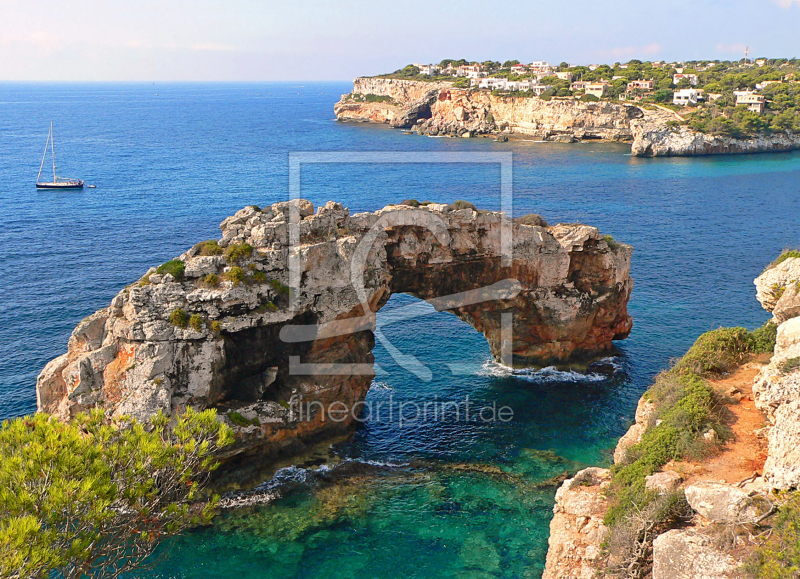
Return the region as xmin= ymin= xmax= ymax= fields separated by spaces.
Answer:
xmin=36 ymin=122 xmax=84 ymax=190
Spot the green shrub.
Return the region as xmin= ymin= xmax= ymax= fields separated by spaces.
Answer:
xmin=401 ymin=199 xmax=420 ymax=207
xmin=228 ymin=412 xmax=260 ymax=428
xmin=194 ymin=240 xmax=223 ymax=256
xmin=603 ymin=234 xmax=620 ymax=251
xmin=224 ymin=242 xmax=254 ymax=263
xmin=514 ymin=214 xmax=549 ymax=227
xmin=269 ymin=279 xmax=291 ymax=297
xmin=204 ymin=273 xmax=219 ymax=287
xmin=252 ymin=271 xmax=267 ymax=284
xmin=450 ymin=200 xmax=477 ymax=211
xmin=156 ymin=260 xmax=185 ymax=281
xmin=169 ymin=308 xmax=189 ymax=328
xmin=0 ymin=409 xmax=232 ymax=579
xmin=779 ymin=357 xmax=800 ymax=374
xmin=139 ymin=273 xmax=152 ymax=287
xmin=580 ymin=94 xmax=600 ymax=102
xmin=189 ymin=314 xmax=203 ymax=332
xmin=750 ymin=321 xmax=778 ymax=354
xmin=211 ymin=321 xmax=221 ymax=334
xmin=675 ymin=327 xmax=753 ymax=376
xmin=745 ymin=492 xmax=800 ymax=578
xmin=225 ymin=267 xmax=245 ymax=286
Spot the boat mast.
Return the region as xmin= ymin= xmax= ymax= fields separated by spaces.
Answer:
xmin=50 ymin=121 xmax=57 ymax=182
xmin=37 ymin=123 xmax=51 ymax=184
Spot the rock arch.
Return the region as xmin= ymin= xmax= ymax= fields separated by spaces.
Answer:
xmin=37 ymin=200 xmax=632 ymax=463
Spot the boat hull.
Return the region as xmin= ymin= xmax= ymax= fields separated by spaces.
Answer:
xmin=36 ymin=181 xmax=84 ymax=190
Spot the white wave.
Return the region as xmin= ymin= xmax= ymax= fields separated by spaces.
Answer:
xmin=342 ymin=457 xmax=410 ymax=468
xmin=478 ymin=358 xmax=610 ymax=383
xmin=369 ymin=381 xmax=395 ymax=391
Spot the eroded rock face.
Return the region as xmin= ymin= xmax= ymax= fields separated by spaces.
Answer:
xmin=37 ymin=199 xmax=632 ymax=463
xmin=543 ymin=467 xmax=611 ymax=579
xmin=752 ymin=259 xmax=800 ymax=489
xmin=334 ymin=77 xmax=645 ymax=142
xmin=631 ymin=120 xmax=800 ymax=157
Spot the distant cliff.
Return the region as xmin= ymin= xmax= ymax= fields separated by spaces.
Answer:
xmin=335 ymin=77 xmax=644 ymax=142
xmin=631 ymin=119 xmax=800 ymax=156
xmin=335 ymin=77 xmax=800 ymax=157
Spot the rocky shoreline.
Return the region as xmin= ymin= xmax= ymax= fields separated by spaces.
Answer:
xmin=334 ymin=77 xmax=800 ymax=157
xmin=542 ymin=255 xmax=800 ymax=579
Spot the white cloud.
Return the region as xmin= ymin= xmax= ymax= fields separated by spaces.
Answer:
xmin=772 ymin=0 xmax=800 ymax=7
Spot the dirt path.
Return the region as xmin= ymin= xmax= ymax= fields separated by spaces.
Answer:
xmin=667 ymin=361 xmax=769 ymax=485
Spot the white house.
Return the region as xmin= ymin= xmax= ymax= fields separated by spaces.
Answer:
xmin=586 ymin=82 xmax=608 ymax=98
xmin=529 ymin=61 xmax=552 ymax=75
xmin=416 ymin=64 xmax=440 ymax=76
xmin=479 ymin=77 xmax=507 ymax=90
xmin=570 ymin=81 xmax=589 ymax=91
xmin=673 ymin=73 xmax=699 ymax=86
xmin=555 ymin=71 xmax=573 ymax=81
xmin=734 ymin=90 xmax=765 ymax=113
xmin=510 ymin=64 xmax=528 ymax=75
xmin=673 ymin=88 xmax=699 ymax=106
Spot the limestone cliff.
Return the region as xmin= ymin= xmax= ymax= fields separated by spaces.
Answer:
xmin=37 ymin=199 xmax=632 ymax=463
xmin=753 ymin=257 xmax=800 ymax=489
xmin=334 ymin=77 xmax=642 ymax=142
xmin=631 ymin=119 xmax=800 ymax=157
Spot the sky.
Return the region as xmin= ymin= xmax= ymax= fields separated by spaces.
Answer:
xmin=1 ymin=0 xmax=799 ymax=81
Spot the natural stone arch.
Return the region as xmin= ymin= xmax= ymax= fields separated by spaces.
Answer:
xmin=37 ymin=199 xmax=632 ymax=464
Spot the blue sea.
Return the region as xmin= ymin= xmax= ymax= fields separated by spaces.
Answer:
xmin=0 ymin=82 xmax=798 ymax=578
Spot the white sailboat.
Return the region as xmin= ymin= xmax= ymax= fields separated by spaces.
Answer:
xmin=36 ymin=122 xmax=84 ymax=190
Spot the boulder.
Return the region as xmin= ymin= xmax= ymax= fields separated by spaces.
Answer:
xmin=754 ymin=257 xmax=800 ymax=315
xmin=645 ymin=471 xmax=683 ymax=493
xmin=652 ymin=529 xmax=737 ymax=579
xmin=684 ymin=482 xmax=769 ymax=523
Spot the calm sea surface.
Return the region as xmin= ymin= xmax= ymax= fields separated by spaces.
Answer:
xmin=0 ymin=82 xmax=798 ymax=578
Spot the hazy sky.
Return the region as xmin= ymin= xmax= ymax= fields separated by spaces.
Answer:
xmin=2 ymin=0 xmax=799 ymax=81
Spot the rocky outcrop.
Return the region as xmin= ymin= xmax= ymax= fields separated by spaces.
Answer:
xmin=333 ymin=77 xmax=452 ymax=127
xmin=543 ymin=467 xmax=611 ymax=579
xmin=334 ymin=77 xmax=644 ymax=142
xmin=631 ymin=119 xmax=800 ymax=157
xmin=753 ymin=257 xmax=800 ymax=489
xmin=37 ymin=199 xmax=632 ymax=463
xmin=613 ymin=397 xmax=656 ymax=464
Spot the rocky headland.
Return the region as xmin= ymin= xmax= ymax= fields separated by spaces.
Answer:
xmin=334 ymin=77 xmax=800 ymax=157
xmin=543 ymin=254 xmax=800 ymax=579
xmin=37 ymin=199 xmax=632 ymax=467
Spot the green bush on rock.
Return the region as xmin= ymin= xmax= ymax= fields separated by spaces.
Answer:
xmin=224 ymin=242 xmax=254 ymax=264
xmin=169 ymin=308 xmax=189 ymax=328
xmin=225 ymin=267 xmax=245 ymax=287
xmin=156 ymin=260 xmax=185 ymax=281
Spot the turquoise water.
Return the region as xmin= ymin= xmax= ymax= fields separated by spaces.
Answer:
xmin=0 ymin=82 xmax=799 ymax=577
